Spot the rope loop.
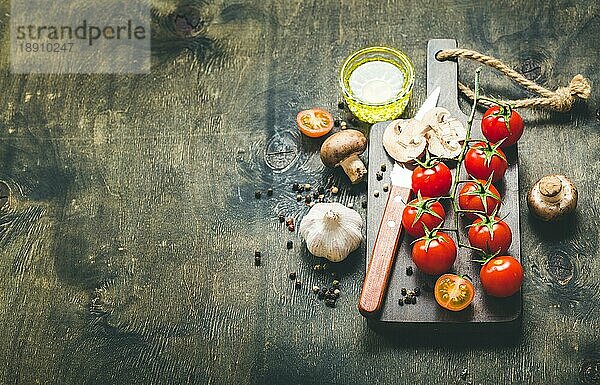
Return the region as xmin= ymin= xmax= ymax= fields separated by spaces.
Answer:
xmin=436 ymin=48 xmax=591 ymax=112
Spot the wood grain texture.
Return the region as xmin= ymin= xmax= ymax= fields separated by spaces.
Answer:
xmin=0 ymin=0 xmax=597 ymax=385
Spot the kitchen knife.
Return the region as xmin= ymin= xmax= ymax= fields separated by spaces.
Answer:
xmin=358 ymin=87 xmax=440 ymax=317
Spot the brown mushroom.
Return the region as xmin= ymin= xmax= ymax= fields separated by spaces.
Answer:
xmin=382 ymin=119 xmax=430 ymax=163
xmin=320 ymin=129 xmax=367 ymax=184
xmin=527 ymin=174 xmax=578 ymax=221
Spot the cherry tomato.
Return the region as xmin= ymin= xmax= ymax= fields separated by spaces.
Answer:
xmin=434 ymin=274 xmax=475 ymax=311
xmin=481 ymin=105 xmax=524 ymax=148
xmin=412 ymin=161 xmax=452 ymax=198
xmin=464 ymin=141 xmax=508 ymax=183
xmin=401 ymin=196 xmax=445 ymax=237
xmin=411 ymin=231 xmax=456 ymax=275
xmin=480 ymin=256 xmax=523 ymax=298
xmin=458 ymin=179 xmax=502 ymax=220
xmin=296 ymin=108 xmax=334 ymax=138
xmin=468 ymin=216 xmax=512 ymax=255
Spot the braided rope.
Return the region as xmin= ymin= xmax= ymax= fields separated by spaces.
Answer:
xmin=436 ymin=48 xmax=591 ymax=112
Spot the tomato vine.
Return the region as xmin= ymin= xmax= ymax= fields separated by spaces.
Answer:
xmin=432 ymin=67 xmax=493 ymax=257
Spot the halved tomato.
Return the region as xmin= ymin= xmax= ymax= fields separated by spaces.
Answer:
xmin=296 ymin=108 xmax=334 ymax=138
xmin=434 ymin=274 xmax=475 ymax=312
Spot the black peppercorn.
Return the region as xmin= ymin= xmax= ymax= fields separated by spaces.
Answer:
xmin=412 ymin=296 xmax=417 ymax=304
xmin=278 ymin=214 xmax=285 ymax=223
xmin=267 ymin=188 xmax=273 ymax=196
xmin=294 ymin=280 xmax=302 ymax=289
xmin=376 ymin=172 xmax=383 ymax=181
xmin=404 ymin=297 xmax=411 ymax=304
xmin=288 ymin=272 xmax=296 ymax=280
xmin=292 ymin=182 xmax=299 ymax=191
xmin=254 ymin=191 xmax=261 ymax=199
xmin=332 ymin=280 xmax=340 ymax=287
xmin=325 ymin=299 xmax=336 ymax=307
xmin=380 ymin=164 xmax=387 ymax=172
xmin=254 ymin=256 xmax=261 ymax=266
xmin=334 ymin=119 xmax=340 ymax=127
xmin=317 ymin=291 xmax=326 ymax=300
xmin=305 ymin=195 xmax=312 ymax=203
xmin=286 ymin=240 xmax=293 ymax=249
xmin=401 ymin=288 xmax=407 ymax=296
xmin=414 ymin=287 xmax=421 ymax=296
xmin=254 ymin=251 xmax=261 ymax=258
xmin=338 ymin=101 xmax=345 ymax=110
xmin=398 ymin=298 xmax=404 ymax=306
xmin=406 ymin=266 xmax=413 ymax=276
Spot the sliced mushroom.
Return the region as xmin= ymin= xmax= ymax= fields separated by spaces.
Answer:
xmin=422 ymin=107 xmax=466 ymax=159
xmin=382 ymin=119 xmax=430 ymax=163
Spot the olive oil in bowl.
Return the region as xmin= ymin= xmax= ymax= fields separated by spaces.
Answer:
xmin=340 ymin=46 xmax=415 ymax=123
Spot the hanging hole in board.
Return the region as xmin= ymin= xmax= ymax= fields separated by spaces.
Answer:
xmin=435 ymin=50 xmax=456 ymax=62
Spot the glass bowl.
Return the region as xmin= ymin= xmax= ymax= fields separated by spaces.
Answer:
xmin=339 ymin=46 xmax=415 ymax=123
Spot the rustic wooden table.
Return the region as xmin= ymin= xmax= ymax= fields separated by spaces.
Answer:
xmin=0 ymin=1 xmax=598 ymax=384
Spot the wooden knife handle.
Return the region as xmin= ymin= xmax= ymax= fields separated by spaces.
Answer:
xmin=359 ymin=185 xmax=411 ymax=317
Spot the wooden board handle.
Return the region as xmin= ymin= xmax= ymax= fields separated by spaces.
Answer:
xmin=359 ymin=185 xmax=411 ymax=317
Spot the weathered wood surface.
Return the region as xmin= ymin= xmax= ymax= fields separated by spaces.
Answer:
xmin=0 ymin=1 xmax=598 ymax=384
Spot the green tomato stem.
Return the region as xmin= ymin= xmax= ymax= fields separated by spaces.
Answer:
xmin=431 ymin=69 xmax=484 ymax=257
xmin=458 ymin=242 xmax=486 ymax=254
xmin=447 ymin=68 xmax=481 ymax=248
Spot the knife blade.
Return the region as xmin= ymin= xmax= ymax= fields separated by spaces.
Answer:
xmin=358 ymin=87 xmax=440 ymax=317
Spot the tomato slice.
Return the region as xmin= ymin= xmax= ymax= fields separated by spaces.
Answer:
xmin=434 ymin=274 xmax=475 ymax=312
xmin=296 ymin=108 xmax=334 ymax=138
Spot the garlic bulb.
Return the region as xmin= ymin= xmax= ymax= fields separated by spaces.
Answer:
xmin=299 ymin=202 xmax=363 ymax=262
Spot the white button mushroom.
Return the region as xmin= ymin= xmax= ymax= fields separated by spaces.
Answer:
xmin=299 ymin=202 xmax=363 ymax=262
xmin=320 ymin=130 xmax=368 ymax=184
xmin=527 ymin=174 xmax=578 ymax=221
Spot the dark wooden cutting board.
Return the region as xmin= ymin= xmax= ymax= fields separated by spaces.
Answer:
xmin=365 ymin=39 xmax=522 ymax=327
